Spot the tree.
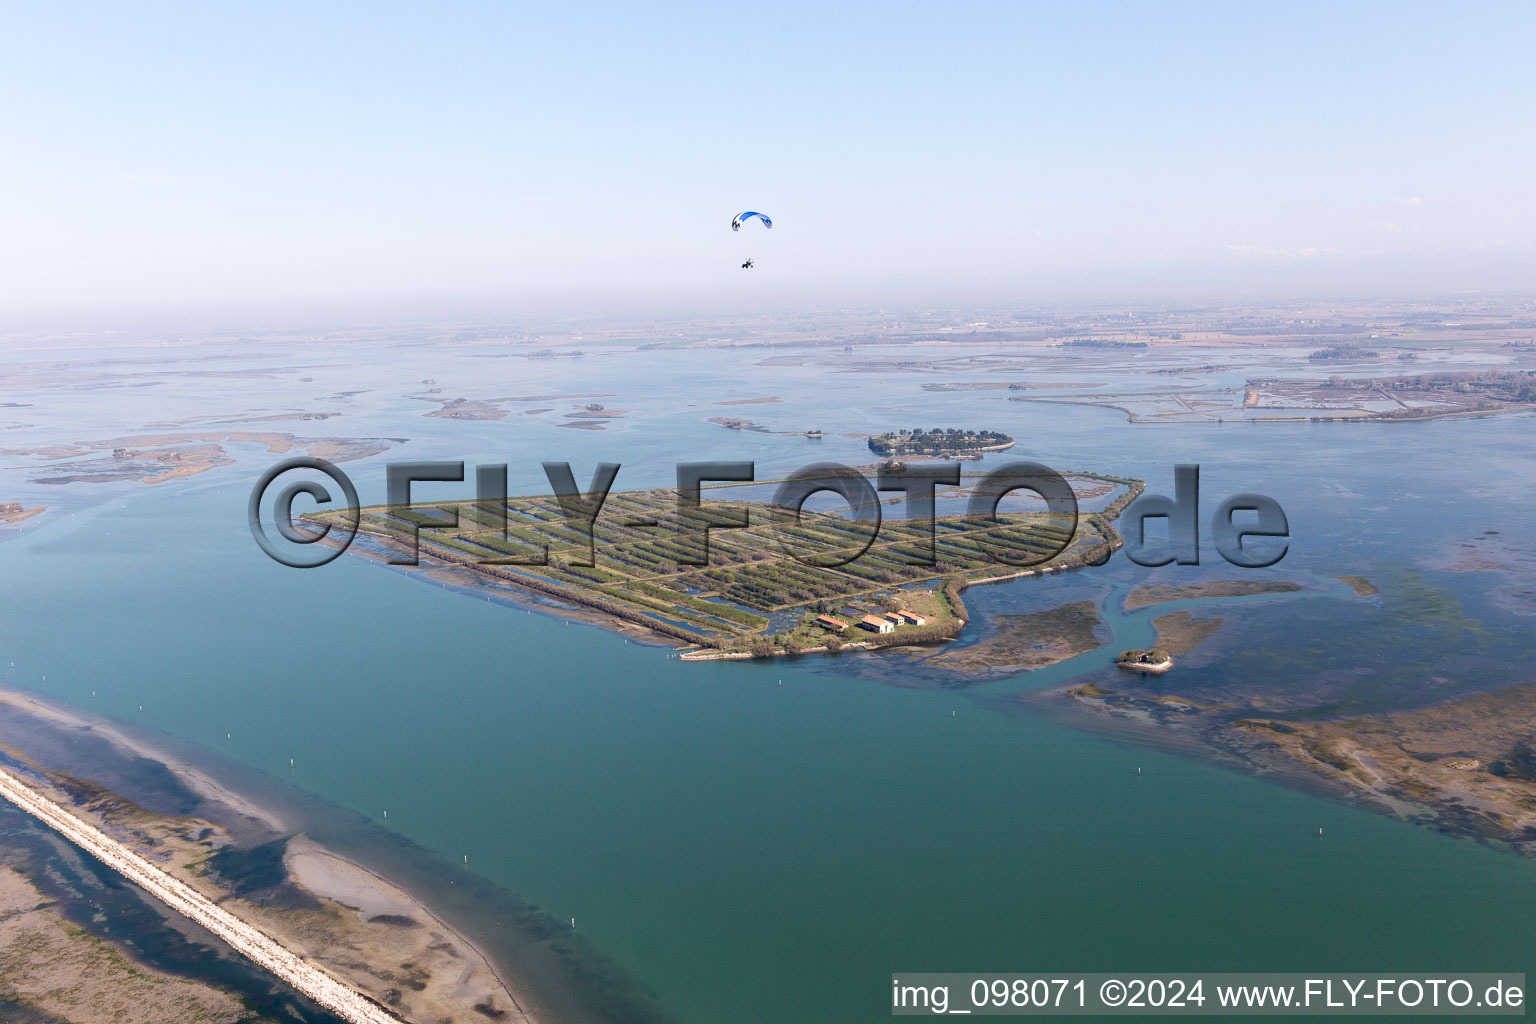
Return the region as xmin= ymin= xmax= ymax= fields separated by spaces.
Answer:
xmin=825 ymin=635 xmax=844 ymax=652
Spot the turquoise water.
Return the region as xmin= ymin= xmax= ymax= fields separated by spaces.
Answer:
xmin=3 ymin=343 xmax=1536 ymax=1021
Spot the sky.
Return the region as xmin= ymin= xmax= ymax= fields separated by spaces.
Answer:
xmin=2 ymin=1 xmax=1534 ymax=317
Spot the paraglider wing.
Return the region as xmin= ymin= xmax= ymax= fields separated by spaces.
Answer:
xmin=731 ymin=211 xmax=772 ymax=231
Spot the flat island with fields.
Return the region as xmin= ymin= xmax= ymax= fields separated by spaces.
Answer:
xmin=310 ymin=470 xmax=1142 ymax=659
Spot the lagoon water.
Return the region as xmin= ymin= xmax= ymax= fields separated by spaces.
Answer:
xmin=3 ymin=340 xmax=1536 ymax=1021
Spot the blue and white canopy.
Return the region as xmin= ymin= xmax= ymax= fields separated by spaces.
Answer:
xmin=731 ymin=211 xmax=772 ymax=231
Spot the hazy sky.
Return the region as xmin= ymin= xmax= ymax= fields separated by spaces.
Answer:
xmin=3 ymin=1 xmax=1534 ymax=316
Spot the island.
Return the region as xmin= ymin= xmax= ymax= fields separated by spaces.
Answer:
xmin=1116 ymin=648 xmax=1173 ymax=673
xmin=4 ymin=432 xmax=402 ymax=487
xmin=1307 ymin=345 xmax=1381 ymax=361
xmin=0 ymin=502 xmax=45 ymax=524
xmin=868 ymin=428 xmax=1014 ymax=458
xmin=425 ymin=396 xmax=507 ymax=420
xmin=1338 ymin=574 xmax=1380 ymax=597
xmin=309 ymin=470 xmax=1143 ymax=660
xmin=1124 ymin=579 xmax=1302 ymax=610
xmin=926 ymin=601 xmax=1104 ymax=680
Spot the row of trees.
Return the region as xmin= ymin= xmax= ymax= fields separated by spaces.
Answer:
xmin=869 ymin=428 xmax=1012 ymax=455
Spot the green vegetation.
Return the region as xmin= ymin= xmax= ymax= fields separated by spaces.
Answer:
xmin=867 ymin=428 xmax=1012 ymax=457
xmin=1308 ymin=345 xmax=1380 ymax=360
xmin=310 ymin=471 xmax=1137 ymax=658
